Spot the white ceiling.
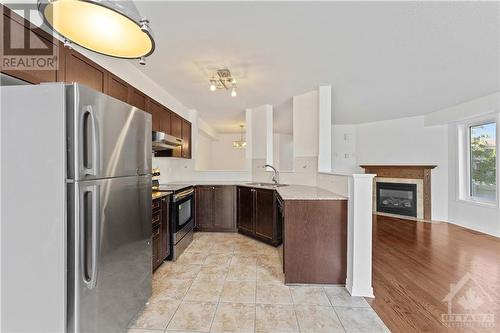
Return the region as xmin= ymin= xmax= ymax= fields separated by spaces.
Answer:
xmin=134 ymin=1 xmax=499 ymax=132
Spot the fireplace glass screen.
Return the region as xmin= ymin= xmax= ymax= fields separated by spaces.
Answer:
xmin=376 ymin=182 xmax=417 ymax=217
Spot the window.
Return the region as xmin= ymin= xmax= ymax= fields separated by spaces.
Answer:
xmin=469 ymin=122 xmax=496 ymax=202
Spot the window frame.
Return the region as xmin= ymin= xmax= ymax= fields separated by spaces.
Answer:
xmin=464 ymin=117 xmax=498 ymax=205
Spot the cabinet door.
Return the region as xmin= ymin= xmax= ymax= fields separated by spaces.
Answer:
xmin=152 ymin=224 xmax=161 ymax=271
xmin=237 ymin=187 xmax=255 ymax=235
xmin=147 ymin=99 xmax=163 ymax=132
xmin=128 ymin=88 xmax=147 ymax=111
xmin=255 ymin=188 xmax=275 ymax=242
xmin=196 ymin=186 xmax=214 ymax=229
xmin=107 ymin=74 xmax=129 ymax=103
xmin=160 ymin=107 xmax=171 ymax=134
xmin=214 ymin=186 xmax=236 ymax=231
xmin=181 ymin=120 xmax=192 ymax=159
xmin=171 ymin=114 xmax=182 ymax=157
xmin=65 ymin=49 xmax=106 ymax=92
xmin=161 ymin=196 xmax=170 ymax=260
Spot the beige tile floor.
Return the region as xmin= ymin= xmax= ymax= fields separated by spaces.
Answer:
xmin=128 ymin=232 xmax=390 ymax=333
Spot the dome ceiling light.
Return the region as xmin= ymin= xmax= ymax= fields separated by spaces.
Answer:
xmin=38 ymin=0 xmax=155 ymax=64
xmin=208 ymin=68 xmax=237 ymax=97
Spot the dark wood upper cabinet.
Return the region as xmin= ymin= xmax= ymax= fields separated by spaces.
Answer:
xmin=146 ymin=99 xmax=163 ymax=132
xmin=107 ymin=74 xmax=129 ymax=103
xmin=255 ymin=188 xmax=275 ymax=242
xmin=160 ymin=107 xmax=171 ymax=134
xmin=1 ymin=6 xmax=60 ymax=84
xmin=171 ymin=114 xmax=182 ymax=157
xmin=181 ymin=120 xmax=192 ymax=159
xmin=237 ymin=187 xmax=255 ymax=235
xmin=64 ymin=50 xmax=107 ymax=92
xmin=171 ymin=114 xmax=182 ymax=137
xmin=1 ymin=4 xmax=193 ymax=159
xmin=128 ymin=88 xmax=147 ymax=111
xmin=214 ymin=186 xmax=236 ymax=230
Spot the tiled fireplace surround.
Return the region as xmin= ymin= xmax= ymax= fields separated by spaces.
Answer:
xmin=361 ymin=165 xmax=437 ymax=221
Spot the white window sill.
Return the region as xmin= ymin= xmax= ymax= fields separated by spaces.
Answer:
xmin=456 ymin=198 xmax=498 ymax=209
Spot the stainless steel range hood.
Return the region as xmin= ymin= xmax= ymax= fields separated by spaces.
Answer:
xmin=152 ymin=131 xmax=183 ymax=151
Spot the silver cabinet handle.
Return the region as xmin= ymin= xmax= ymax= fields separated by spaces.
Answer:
xmin=80 ymin=105 xmax=99 ymax=176
xmin=80 ymin=184 xmax=100 ymax=289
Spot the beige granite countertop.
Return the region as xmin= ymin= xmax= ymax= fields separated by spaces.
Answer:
xmin=275 ymin=185 xmax=346 ymax=200
xmin=152 ymin=191 xmax=172 ymax=200
xmin=164 ymin=182 xmax=346 ymax=201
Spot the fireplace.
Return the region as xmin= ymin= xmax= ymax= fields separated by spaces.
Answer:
xmin=376 ymin=182 xmax=417 ymax=218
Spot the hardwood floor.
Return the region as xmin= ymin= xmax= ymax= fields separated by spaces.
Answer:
xmin=369 ymin=214 xmax=500 ymax=333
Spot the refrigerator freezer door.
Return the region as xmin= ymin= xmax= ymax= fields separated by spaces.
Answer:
xmin=67 ymin=84 xmax=152 ymax=181
xmin=67 ymin=175 xmax=152 ymax=333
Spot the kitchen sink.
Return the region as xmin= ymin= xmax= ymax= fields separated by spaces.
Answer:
xmin=246 ymin=182 xmax=289 ymax=187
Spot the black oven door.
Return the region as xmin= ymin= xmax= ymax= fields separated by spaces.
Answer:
xmin=171 ymin=189 xmax=194 ymax=242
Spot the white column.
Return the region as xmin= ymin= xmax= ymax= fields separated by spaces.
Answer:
xmin=346 ymin=174 xmax=376 ymax=298
xmin=265 ymin=105 xmax=274 ymax=166
xmin=318 ymin=86 xmax=332 ymax=172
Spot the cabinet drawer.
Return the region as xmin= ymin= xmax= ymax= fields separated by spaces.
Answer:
xmin=152 ymin=212 xmax=161 ymax=225
xmin=152 ymin=199 xmax=161 ymax=211
xmin=152 ymin=224 xmax=160 ymax=237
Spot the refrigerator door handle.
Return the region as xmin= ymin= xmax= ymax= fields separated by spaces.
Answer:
xmin=80 ymin=105 xmax=100 ymax=176
xmin=80 ymin=183 xmax=100 ymax=290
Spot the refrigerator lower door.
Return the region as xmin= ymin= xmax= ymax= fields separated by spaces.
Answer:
xmin=67 ymin=83 xmax=152 ymax=181
xmin=68 ymin=175 xmax=152 ymax=333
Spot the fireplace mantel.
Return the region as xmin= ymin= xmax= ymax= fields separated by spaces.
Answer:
xmin=360 ymin=165 xmax=437 ymax=221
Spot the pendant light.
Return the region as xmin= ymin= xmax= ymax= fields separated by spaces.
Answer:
xmin=233 ymin=125 xmax=247 ymax=149
xmin=38 ymin=0 xmax=155 ymax=62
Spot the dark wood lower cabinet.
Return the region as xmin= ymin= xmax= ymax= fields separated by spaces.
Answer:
xmin=195 ymin=185 xmax=236 ymax=232
xmin=236 ymin=186 xmax=281 ymax=246
xmin=195 ymin=186 xmax=214 ymax=230
xmin=236 ymin=187 xmax=254 ymax=235
xmin=152 ymin=195 xmax=171 ymax=271
xmin=152 ymin=224 xmax=162 ymax=270
xmin=282 ymin=199 xmax=347 ymax=284
xmin=161 ymin=196 xmax=170 ymax=261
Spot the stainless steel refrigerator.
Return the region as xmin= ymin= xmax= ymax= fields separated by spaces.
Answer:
xmin=1 ymin=83 xmax=152 ymax=332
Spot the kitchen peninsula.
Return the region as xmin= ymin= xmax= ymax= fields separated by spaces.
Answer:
xmin=168 ymin=182 xmax=347 ymax=285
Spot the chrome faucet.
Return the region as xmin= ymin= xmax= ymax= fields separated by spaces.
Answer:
xmin=264 ymin=164 xmax=279 ymax=185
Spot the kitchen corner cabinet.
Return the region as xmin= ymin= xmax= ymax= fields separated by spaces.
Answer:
xmin=195 ymin=185 xmax=236 ymax=232
xmin=237 ymin=186 xmax=281 ymax=246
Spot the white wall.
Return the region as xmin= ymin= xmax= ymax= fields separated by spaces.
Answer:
xmin=209 ymin=133 xmax=247 ymax=170
xmin=293 ymin=90 xmax=319 ymax=157
xmin=196 ymin=131 xmax=213 ymax=170
xmin=273 ymin=133 xmax=293 ymax=171
xmin=330 ymin=116 xmax=449 ymax=221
